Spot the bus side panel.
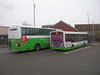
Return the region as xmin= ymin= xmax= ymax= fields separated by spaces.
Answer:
xmin=28 ymin=37 xmax=50 ymax=50
xmin=34 ymin=37 xmax=50 ymax=49
xmin=65 ymin=40 xmax=88 ymax=49
xmin=8 ymin=39 xmax=32 ymax=51
xmin=8 ymin=37 xmax=50 ymax=51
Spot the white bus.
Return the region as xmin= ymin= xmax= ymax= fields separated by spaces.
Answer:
xmin=50 ymin=31 xmax=89 ymax=50
xmin=8 ymin=26 xmax=57 ymax=51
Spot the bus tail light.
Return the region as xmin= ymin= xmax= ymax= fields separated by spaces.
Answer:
xmin=15 ymin=40 xmax=18 ymax=46
xmin=15 ymin=40 xmax=18 ymax=43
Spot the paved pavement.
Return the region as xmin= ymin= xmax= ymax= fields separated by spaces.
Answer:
xmin=0 ymin=45 xmax=100 ymax=75
xmin=89 ymin=41 xmax=100 ymax=46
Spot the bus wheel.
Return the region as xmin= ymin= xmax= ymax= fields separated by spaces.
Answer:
xmin=71 ymin=45 xmax=74 ymax=50
xmin=35 ymin=44 xmax=41 ymax=51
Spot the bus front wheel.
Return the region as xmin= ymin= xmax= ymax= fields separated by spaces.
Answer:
xmin=35 ymin=44 xmax=41 ymax=51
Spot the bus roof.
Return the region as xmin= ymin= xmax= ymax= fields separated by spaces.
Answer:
xmin=9 ymin=25 xmax=57 ymax=30
xmin=51 ymin=31 xmax=88 ymax=34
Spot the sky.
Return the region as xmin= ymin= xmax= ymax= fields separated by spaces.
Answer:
xmin=0 ymin=0 xmax=100 ymax=27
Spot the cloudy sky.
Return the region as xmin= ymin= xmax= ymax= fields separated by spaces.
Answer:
xmin=0 ymin=0 xmax=100 ymax=27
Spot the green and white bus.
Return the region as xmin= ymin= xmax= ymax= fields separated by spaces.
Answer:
xmin=50 ymin=31 xmax=89 ymax=50
xmin=8 ymin=26 xmax=57 ymax=51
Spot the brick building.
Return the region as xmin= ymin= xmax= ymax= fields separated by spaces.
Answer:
xmin=75 ymin=24 xmax=100 ymax=41
xmin=42 ymin=20 xmax=79 ymax=32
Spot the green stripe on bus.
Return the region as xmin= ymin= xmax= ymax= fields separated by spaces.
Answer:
xmin=8 ymin=37 xmax=50 ymax=51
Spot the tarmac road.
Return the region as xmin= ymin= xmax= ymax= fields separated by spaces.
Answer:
xmin=0 ymin=45 xmax=100 ymax=75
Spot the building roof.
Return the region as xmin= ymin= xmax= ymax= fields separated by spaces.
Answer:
xmin=42 ymin=20 xmax=79 ymax=32
xmin=75 ymin=24 xmax=100 ymax=26
xmin=75 ymin=24 xmax=100 ymax=32
xmin=51 ymin=20 xmax=79 ymax=32
xmin=0 ymin=26 xmax=9 ymax=28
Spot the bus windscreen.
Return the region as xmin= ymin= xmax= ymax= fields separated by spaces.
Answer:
xmin=10 ymin=29 xmax=17 ymax=31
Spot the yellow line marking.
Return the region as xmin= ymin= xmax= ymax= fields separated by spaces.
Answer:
xmin=63 ymin=46 xmax=91 ymax=55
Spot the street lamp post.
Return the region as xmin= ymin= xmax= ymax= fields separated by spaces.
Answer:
xmin=87 ymin=12 xmax=90 ymax=44
xmin=92 ymin=21 xmax=94 ymax=42
xmin=32 ymin=0 xmax=36 ymax=26
xmin=87 ymin=12 xmax=89 ymax=33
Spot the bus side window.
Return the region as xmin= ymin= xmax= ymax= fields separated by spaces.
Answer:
xmin=42 ymin=29 xmax=47 ymax=35
xmin=71 ymin=35 xmax=75 ymax=42
xmin=77 ymin=34 xmax=81 ymax=41
xmin=39 ymin=29 xmax=44 ymax=35
xmin=30 ymin=28 xmax=33 ymax=35
xmin=74 ymin=34 xmax=78 ymax=42
xmin=46 ymin=29 xmax=50 ymax=35
xmin=41 ymin=29 xmax=44 ymax=35
xmin=39 ymin=29 xmax=41 ymax=35
xmin=33 ymin=28 xmax=35 ymax=35
xmin=65 ymin=34 xmax=67 ymax=42
xmin=78 ymin=34 xmax=83 ymax=41
xmin=35 ymin=28 xmax=39 ymax=35
xmin=26 ymin=28 xmax=30 ymax=35
xmin=65 ymin=34 xmax=71 ymax=42
xmin=40 ymin=29 xmax=43 ymax=35
xmin=84 ymin=34 xmax=88 ymax=40
xmin=42 ymin=29 xmax=49 ymax=35
xmin=21 ymin=28 xmax=26 ymax=35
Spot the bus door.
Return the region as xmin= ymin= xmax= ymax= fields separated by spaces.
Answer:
xmin=51 ymin=32 xmax=63 ymax=47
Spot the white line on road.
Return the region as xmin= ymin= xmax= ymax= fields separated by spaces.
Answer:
xmin=0 ymin=51 xmax=16 ymax=53
xmin=0 ymin=46 xmax=91 ymax=54
xmin=0 ymin=49 xmax=52 ymax=54
xmin=63 ymin=46 xmax=91 ymax=55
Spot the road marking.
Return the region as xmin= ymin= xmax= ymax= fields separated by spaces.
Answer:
xmin=0 ymin=46 xmax=91 ymax=54
xmin=63 ymin=46 xmax=91 ymax=55
xmin=0 ymin=51 xmax=16 ymax=53
xmin=0 ymin=49 xmax=52 ymax=54
xmin=52 ymin=51 xmax=56 ymax=53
